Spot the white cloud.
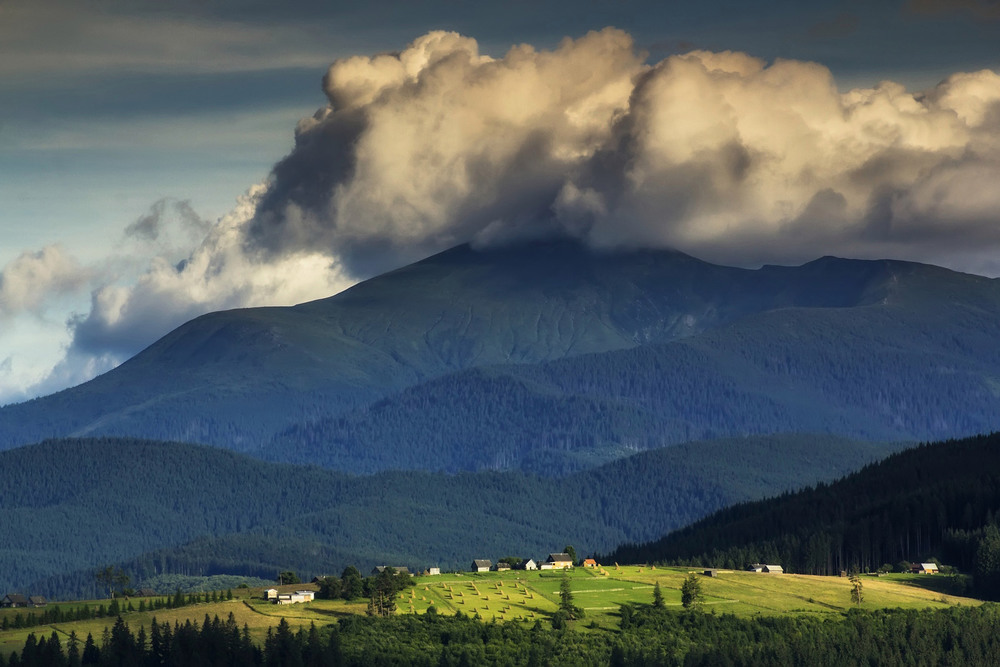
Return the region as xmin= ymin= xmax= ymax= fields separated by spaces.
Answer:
xmin=0 ymin=245 xmax=90 ymax=320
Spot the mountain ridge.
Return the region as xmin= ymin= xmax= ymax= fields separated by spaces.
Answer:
xmin=1 ymin=240 xmax=998 ymax=474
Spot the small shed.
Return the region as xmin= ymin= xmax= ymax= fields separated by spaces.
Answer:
xmin=494 ymin=561 xmax=511 ymax=571
xmin=703 ymin=569 xmax=718 ymax=578
xmin=427 ymin=567 xmax=441 ymax=576
xmin=747 ymin=564 xmax=764 ymax=573
xmin=762 ymin=564 xmax=783 ymax=574
xmin=518 ymin=558 xmax=538 ymax=571
xmin=28 ymin=596 xmax=47 ymax=607
xmin=911 ymin=562 xmax=939 ymax=574
xmin=265 ymin=589 xmax=279 ymax=601
xmin=138 ymin=588 xmax=157 ymax=597
xmin=472 ymin=559 xmax=492 ymax=573
xmin=582 ymin=559 xmax=598 ymax=568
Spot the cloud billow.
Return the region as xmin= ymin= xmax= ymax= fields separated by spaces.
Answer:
xmin=244 ymin=28 xmax=1000 ymax=274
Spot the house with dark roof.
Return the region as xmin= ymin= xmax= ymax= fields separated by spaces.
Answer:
xmin=472 ymin=559 xmax=492 ymax=572
xmin=547 ymin=553 xmax=573 ymax=569
xmin=137 ymin=588 xmax=157 ymax=597
xmin=1 ymin=594 xmax=28 ymax=608
xmin=28 ymin=596 xmax=47 ymax=607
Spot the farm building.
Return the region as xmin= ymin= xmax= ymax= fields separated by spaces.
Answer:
xmin=517 ymin=558 xmax=538 ymax=571
xmin=547 ymin=553 xmax=573 ymax=569
xmin=704 ymin=569 xmax=718 ymax=577
xmin=427 ymin=567 xmax=441 ymax=576
xmin=911 ymin=562 xmax=939 ymax=574
xmin=762 ymin=565 xmax=783 ymax=574
xmin=472 ymin=559 xmax=492 ymax=572
xmin=582 ymin=559 xmax=598 ymax=568
xmin=1 ymin=594 xmax=27 ymax=608
xmin=747 ymin=564 xmax=764 ymax=573
xmin=28 ymin=596 xmax=46 ymax=607
xmin=372 ymin=566 xmax=411 ymax=576
xmin=494 ymin=561 xmax=512 ymax=571
xmin=274 ymin=591 xmax=315 ymax=605
xmin=265 ymin=589 xmax=279 ymax=601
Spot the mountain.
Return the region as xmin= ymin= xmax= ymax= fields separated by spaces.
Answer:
xmin=2 ymin=241 xmax=999 ymax=474
xmin=262 ymin=257 xmax=1000 ymax=474
xmin=0 ymin=434 xmax=896 ymax=599
xmin=601 ymin=431 xmax=1000 ymax=586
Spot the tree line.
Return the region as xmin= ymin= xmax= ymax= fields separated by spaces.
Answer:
xmin=6 ymin=602 xmax=1000 ymax=666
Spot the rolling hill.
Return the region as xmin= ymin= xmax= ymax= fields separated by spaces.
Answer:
xmin=0 ymin=434 xmax=898 ymax=600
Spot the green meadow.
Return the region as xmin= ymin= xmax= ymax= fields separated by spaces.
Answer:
xmin=0 ymin=566 xmax=980 ymax=655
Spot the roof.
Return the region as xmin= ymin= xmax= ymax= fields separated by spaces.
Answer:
xmin=138 ymin=588 xmax=156 ymax=597
xmin=473 ymin=559 xmax=492 ymax=568
xmin=548 ymin=553 xmax=572 ymax=562
xmin=372 ymin=566 xmax=411 ymax=575
xmin=4 ymin=594 xmax=27 ymax=604
xmin=920 ymin=562 xmax=939 ymax=569
xmin=28 ymin=596 xmax=46 ymax=605
xmin=583 ymin=558 xmax=597 ymax=565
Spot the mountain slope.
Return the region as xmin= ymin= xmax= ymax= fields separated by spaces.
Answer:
xmin=0 ymin=241 xmax=925 ymax=456
xmin=264 ymin=258 xmax=1000 ymax=474
xmin=0 ymin=434 xmax=895 ymax=599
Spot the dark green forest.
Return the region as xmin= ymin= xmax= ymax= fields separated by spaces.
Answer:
xmin=6 ymin=603 xmax=1000 ymax=666
xmin=604 ymin=432 xmax=1000 ymax=597
xmin=263 ymin=290 xmax=1000 ymax=475
xmin=0 ymin=434 xmax=893 ymax=600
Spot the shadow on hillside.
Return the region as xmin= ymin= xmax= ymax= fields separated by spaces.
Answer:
xmin=881 ymin=574 xmax=972 ymax=598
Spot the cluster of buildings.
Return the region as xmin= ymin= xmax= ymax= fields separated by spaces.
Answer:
xmin=470 ymin=553 xmax=598 ymax=572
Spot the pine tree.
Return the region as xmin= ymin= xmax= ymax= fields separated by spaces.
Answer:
xmin=653 ymin=582 xmax=665 ymax=609
xmin=681 ymin=574 xmax=702 ymax=610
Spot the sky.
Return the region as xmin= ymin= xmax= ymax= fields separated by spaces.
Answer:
xmin=1 ymin=0 xmax=999 ymax=403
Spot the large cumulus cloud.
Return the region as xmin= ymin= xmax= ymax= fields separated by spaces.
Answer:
xmin=246 ymin=28 xmax=1000 ymax=274
xmin=5 ymin=27 xmax=1000 ymax=402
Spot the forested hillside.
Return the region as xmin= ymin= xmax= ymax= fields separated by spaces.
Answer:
xmin=264 ymin=265 xmax=1000 ymax=474
xmin=603 ymin=432 xmax=1000 ymax=596
xmin=3 ymin=242 xmax=997 ymax=478
xmin=0 ymin=434 xmax=894 ymax=599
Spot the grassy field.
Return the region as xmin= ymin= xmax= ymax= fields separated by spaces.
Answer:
xmin=0 ymin=567 xmax=980 ymax=655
